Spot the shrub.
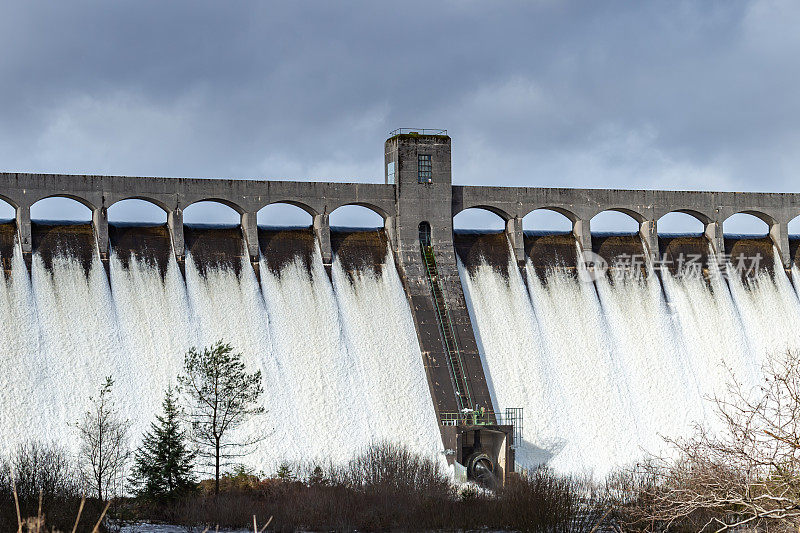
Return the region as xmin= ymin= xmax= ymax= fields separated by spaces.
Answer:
xmin=0 ymin=441 xmax=107 ymax=532
xmin=126 ymin=442 xmax=610 ymax=532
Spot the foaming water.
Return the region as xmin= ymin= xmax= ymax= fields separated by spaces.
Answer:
xmin=2 ymin=233 xmax=442 ymax=473
xmin=460 ymin=242 xmax=800 ymax=478
xmin=458 ymin=256 xmax=564 ymax=467
xmin=460 ymin=253 xmax=642 ymax=477
xmin=331 ymin=252 xmax=441 ymax=456
xmin=524 ymin=262 xmax=639 ymax=475
xmin=109 ymin=252 xmax=196 ymax=441
xmin=29 ymin=251 xmax=129 ymax=447
xmin=659 ymin=259 xmax=757 ymax=413
xmin=727 ymin=254 xmax=800 ymax=368
xmin=10 ymin=224 xmax=800 ymax=481
xmin=257 ymin=250 xmax=364 ymax=466
xmin=593 ymin=267 xmax=701 ymax=457
xmin=0 ymin=247 xmax=46 ymax=450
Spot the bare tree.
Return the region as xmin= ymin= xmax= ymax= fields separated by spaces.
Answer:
xmin=73 ymin=376 xmax=132 ymax=501
xmin=0 ymin=441 xmax=78 ymax=501
xmin=616 ymin=350 xmax=800 ymax=532
xmin=177 ymin=341 xmax=265 ymax=495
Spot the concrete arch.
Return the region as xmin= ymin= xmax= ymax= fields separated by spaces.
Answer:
xmin=723 ymin=209 xmax=776 ymax=227
xmin=0 ymin=194 xmax=19 ymax=210
xmin=522 ymin=208 xmax=573 ymax=232
xmin=30 ymin=193 xmax=97 ymax=212
xmin=589 ymin=207 xmax=646 ymax=224
xmin=328 ymin=203 xmax=387 ymax=228
xmin=107 ymin=198 xmax=169 ymax=224
xmin=519 ymin=205 xmax=579 ymax=223
xmin=30 ymin=195 xmax=95 ymax=222
xmin=722 ymin=212 xmax=771 ymax=235
xmin=789 ymin=213 xmax=800 ymax=235
xmin=453 ymin=206 xmax=508 ymax=231
xmin=183 ymin=197 xmax=246 ymax=215
xmin=656 ymin=211 xmax=706 ymax=234
xmin=328 ymin=201 xmax=391 ymax=221
xmin=260 ymin=199 xmax=318 ymax=217
xmin=453 ymin=203 xmax=512 ymax=221
xmin=257 ymin=201 xmax=315 ymax=227
xmin=588 ymin=209 xmax=644 ymax=236
xmin=182 ymin=199 xmax=243 ymax=225
xmin=108 ymin=195 xmax=170 ymax=214
xmin=0 ymin=196 xmax=16 ymax=220
xmin=656 ymin=208 xmax=712 ymax=226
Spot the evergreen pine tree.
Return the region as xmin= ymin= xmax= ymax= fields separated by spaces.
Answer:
xmin=129 ymin=387 xmax=196 ymax=500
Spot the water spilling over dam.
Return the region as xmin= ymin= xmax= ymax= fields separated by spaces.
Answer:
xmin=3 ymin=131 xmax=800 ymax=481
xmin=0 ymin=222 xmax=443 ymax=470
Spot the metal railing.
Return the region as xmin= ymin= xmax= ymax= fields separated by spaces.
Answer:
xmin=441 ymin=410 xmax=496 ymax=426
xmin=505 ymin=407 xmax=524 ymax=449
xmin=440 ymin=408 xmax=524 ymax=448
xmin=388 ymin=128 xmax=448 ymax=137
xmin=440 ymin=409 xmax=519 ymax=426
xmin=420 ymin=243 xmax=472 ymax=411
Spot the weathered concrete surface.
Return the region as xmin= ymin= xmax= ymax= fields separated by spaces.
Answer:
xmin=0 ymin=173 xmax=395 ymax=268
xmin=453 ymin=186 xmax=800 ymax=267
xmin=385 ymin=134 xmax=496 ymax=444
xmin=3 ymin=171 xmax=799 ymax=267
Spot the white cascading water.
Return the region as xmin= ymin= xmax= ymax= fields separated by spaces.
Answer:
xmin=8 ymin=225 xmax=800 ymax=480
xmin=0 ymin=232 xmax=440 ymax=474
xmin=0 ymin=247 xmax=48 ymax=451
xmin=29 ymin=251 xmax=131 ymax=445
xmin=109 ymin=252 xmax=197 ymax=443
xmin=658 ymin=257 xmax=759 ymax=416
xmin=726 ymin=252 xmax=800 ymax=368
xmin=523 ymin=262 xmax=640 ymax=475
xmin=331 ymin=253 xmax=441 ymax=455
xmin=459 ymin=240 xmax=800 ymax=479
xmin=592 ymin=265 xmax=703 ymax=460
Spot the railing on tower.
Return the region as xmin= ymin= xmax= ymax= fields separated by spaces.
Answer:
xmin=439 ymin=407 xmax=522 ymax=448
xmin=389 ymin=128 xmax=448 ymax=136
xmin=439 ymin=408 xmax=523 ymax=448
xmin=418 ymin=222 xmax=472 ymax=411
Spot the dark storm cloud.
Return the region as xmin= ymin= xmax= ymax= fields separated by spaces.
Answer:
xmin=1 ymin=0 xmax=798 ymax=230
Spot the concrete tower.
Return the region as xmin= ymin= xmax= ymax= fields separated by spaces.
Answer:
xmin=384 ymin=130 xmax=494 ymax=419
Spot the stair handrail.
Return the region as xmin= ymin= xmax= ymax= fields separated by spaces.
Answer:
xmin=419 ymin=243 xmax=473 ymax=410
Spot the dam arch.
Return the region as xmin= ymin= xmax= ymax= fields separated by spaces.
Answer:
xmin=30 ymin=195 xmax=94 ymax=220
xmin=329 ymin=203 xmax=386 ymax=229
xmin=183 ymin=199 xmax=245 ymax=222
xmin=452 ymin=204 xmax=512 ymax=223
xmin=789 ymin=214 xmax=800 ymax=236
xmin=257 ymin=202 xmax=314 ymax=228
xmin=723 ymin=212 xmax=770 ymax=236
xmin=590 ymin=209 xmax=641 ymax=234
xmin=590 ymin=209 xmax=655 ymax=261
xmin=324 ymin=204 xmax=389 ymax=269
xmin=0 ymin=198 xmax=15 ymax=221
xmin=453 ymin=207 xmax=507 ymax=231
xmin=590 ymin=208 xmax=645 ymax=229
xmin=108 ymin=198 xmax=168 ymax=224
xmin=522 ymin=209 xmax=573 ymax=233
xmin=657 ymin=211 xmax=705 ymax=235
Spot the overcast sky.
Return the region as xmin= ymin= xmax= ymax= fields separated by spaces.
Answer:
xmin=2 ymin=0 xmax=799 ymax=233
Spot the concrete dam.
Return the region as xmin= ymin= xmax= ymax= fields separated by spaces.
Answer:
xmin=3 ymin=131 xmax=800 ymax=480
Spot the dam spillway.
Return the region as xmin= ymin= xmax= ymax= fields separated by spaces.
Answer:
xmin=4 ymin=131 xmax=800 ymax=480
xmin=0 ymin=223 xmax=444 ymax=469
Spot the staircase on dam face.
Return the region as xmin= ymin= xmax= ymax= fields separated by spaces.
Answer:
xmin=419 ymin=233 xmax=473 ymax=411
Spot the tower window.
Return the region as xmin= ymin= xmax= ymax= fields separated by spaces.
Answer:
xmin=418 ymin=154 xmax=432 ymax=183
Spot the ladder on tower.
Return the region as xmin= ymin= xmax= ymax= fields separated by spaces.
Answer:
xmin=419 ymin=242 xmax=473 ymax=411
